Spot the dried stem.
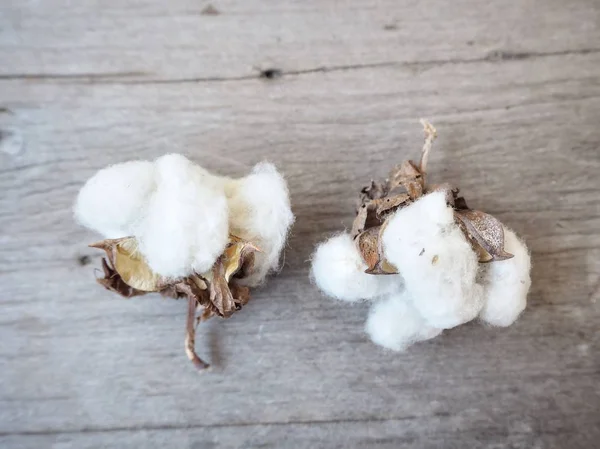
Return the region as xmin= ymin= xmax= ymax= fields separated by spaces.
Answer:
xmin=418 ymin=118 xmax=437 ymax=182
xmin=88 ymin=234 xmax=259 ymax=369
xmin=185 ymin=296 xmax=210 ymax=371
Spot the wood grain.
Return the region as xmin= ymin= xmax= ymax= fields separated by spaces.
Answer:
xmin=1 ymin=0 xmax=599 ymax=448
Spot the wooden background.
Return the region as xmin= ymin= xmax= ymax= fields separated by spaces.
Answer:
xmin=1 ymin=1 xmax=599 ymax=448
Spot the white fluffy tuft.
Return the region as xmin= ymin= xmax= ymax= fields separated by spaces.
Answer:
xmin=365 ymin=292 xmax=442 ymax=351
xmin=382 ymin=192 xmax=484 ymax=329
xmin=75 ymin=155 xmax=293 ymax=281
xmin=225 ymin=162 xmax=295 ymax=286
xmin=479 ymin=228 xmax=531 ymax=326
xmin=134 ymin=154 xmax=230 ymax=278
xmin=311 ymin=233 xmax=403 ymax=302
xmin=74 ymin=160 xmax=156 ymax=238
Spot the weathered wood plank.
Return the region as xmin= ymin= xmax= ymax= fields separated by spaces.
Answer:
xmin=1 ymin=0 xmax=599 ymax=80
xmin=2 ymin=409 xmax=599 ymax=449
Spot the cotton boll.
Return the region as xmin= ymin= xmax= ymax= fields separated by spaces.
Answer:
xmin=134 ymin=154 xmax=229 ymax=278
xmin=311 ymin=233 xmax=403 ymax=302
xmin=225 ymin=162 xmax=294 ymax=286
xmin=365 ymin=292 xmax=442 ymax=351
xmin=479 ymin=228 xmax=531 ymax=326
xmin=382 ymin=192 xmax=484 ymax=329
xmin=74 ymin=160 xmax=156 ymax=238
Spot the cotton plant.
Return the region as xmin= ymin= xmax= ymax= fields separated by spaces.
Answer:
xmin=311 ymin=121 xmax=531 ymax=351
xmin=75 ymin=154 xmax=294 ymax=370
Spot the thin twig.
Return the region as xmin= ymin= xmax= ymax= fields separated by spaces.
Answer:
xmin=418 ymin=118 xmax=437 ymax=180
xmin=185 ymin=296 xmax=210 ymax=371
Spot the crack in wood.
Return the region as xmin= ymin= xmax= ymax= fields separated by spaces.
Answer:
xmin=0 ymin=48 xmax=598 ymax=85
xmin=0 ymin=71 xmax=149 ymax=81
xmin=0 ymin=415 xmax=423 ymax=437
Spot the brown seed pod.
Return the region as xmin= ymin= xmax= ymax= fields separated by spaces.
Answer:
xmin=352 ymin=119 xmax=513 ymax=270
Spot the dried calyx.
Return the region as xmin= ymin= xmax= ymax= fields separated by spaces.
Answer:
xmin=352 ymin=119 xmax=513 ymax=274
xmin=90 ymin=235 xmax=259 ymax=370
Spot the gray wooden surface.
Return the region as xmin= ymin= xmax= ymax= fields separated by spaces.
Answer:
xmin=1 ymin=1 xmax=599 ymax=448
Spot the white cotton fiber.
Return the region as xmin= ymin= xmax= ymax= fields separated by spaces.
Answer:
xmin=365 ymin=292 xmax=442 ymax=351
xmin=134 ymin=154 xmax=230 ymax=278
xmin=311 ymin=233 xmax=403 ymax=302
xmin=76 ymin=154 xmax=293 ymax=282
xmin=74 ymin=160 xmax=156 ymax=238
xmin=382 ymin=192 xmax=484 ymax=329
xmin=225 ymin=162 xmax=295 ymax=286
xmin=479 ymin=228 xmax=531 ymax=326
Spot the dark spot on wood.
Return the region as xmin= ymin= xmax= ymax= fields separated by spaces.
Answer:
xmin=78 ymin=255 xmax=91 ymax=266
xmin=0 ymin=128 xmax=24 ymax=155
xmin=577 ymin=331 xmax=586 ymax=339
xmin=260 ymin=68 xmax=283 ymax=80
xmin=556 ymin=222 xmax=565 ymax=228
xmin=200 ymin=4 xmax=220 ymax=16
xmin=467 ymin=40 xmax=475 ymax=46
xmin=0 ymin=107 xmax=12 ymax=114
xmin=486 ymin=50 xmax=532 ymax=62
xmin=419 ymin=248 xmax=425 ymax=256
xmin=383 ymin=24 xmax=397 ymax=31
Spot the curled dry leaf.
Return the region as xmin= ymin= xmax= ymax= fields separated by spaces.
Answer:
xmin=96 ymin=258 xmax=147 ymax=298
xmin=351 ymin=202 xmax=377 ymax=239
xmin=90 ymin=237 xmax=164 ymax=292
xmin=223 ymin=236 xmax=261 ymax=282
xmin=373 ymin=193 xmax=410 ymax=219
xmin=90 ymin=234 xmax=259 ymax=371
xmin=352 ymin=191 xmax=410 ymax=239
xmin=357 ymin=227 xmax=380 ymax=271
xmin=388 ymin=161 xmax=423 ymax=199
xmin=204 ymin=237 xmax=261 ymax=317
xmin=454 ymin=210 xmax=514 ymax=262
xmin=352 ymin=119 xmax=513 ymax=272
xmin=356 ymin=225 xmax=398 ymax=275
